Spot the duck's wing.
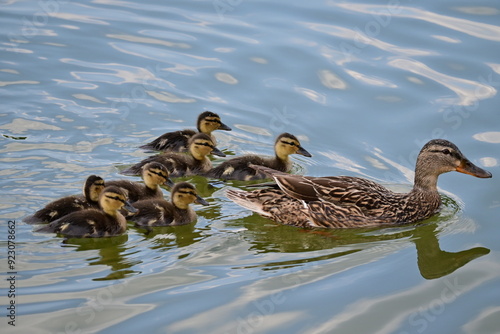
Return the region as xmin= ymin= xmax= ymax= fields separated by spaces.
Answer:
xmin=129 ymin=199 xmax=175 ymax=226
xmin=227 ymin=188 xmax=313 ymax=227
xmin=278 ymin=175 xmax=392 ymax=211
xmin=121 ymin=153 xmax=188 ymax=177
xmin=209 ymin=156 xmax=268 ymax=180
xmin=23 ymin=195 xmax=90 ymax=224
xmin=249 ymin=164 xmax=393 ymax=211
xmin=139 ymin=129 xmax=196 ymax=152
xmin=36 ymin=210 xmax=103 ymax=237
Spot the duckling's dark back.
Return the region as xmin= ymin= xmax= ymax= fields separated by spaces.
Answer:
xmin=23 ymin=175 xmax=104 ymax=224
xmin=36 ymin=186 xmax=131 ymax=238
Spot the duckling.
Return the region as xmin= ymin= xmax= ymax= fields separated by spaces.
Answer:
xmin=23 ymin=175 xmax=105 ymax=224
xmin=139 ymin=111 xmax=232 ymax=152
xmin=107 ymin=162 xmax=173 ymax=202
xmin=207 ymin=133 xmax=312 ymax=181
xmin=128 ymin=182 xmax=209 ymax=226
xmin=122 ymin=133 xmax=226 ymax=177
xmin=36 ymin=186 xmax=137 ymax=238
xmin=227 ymin=139 xmax=492 ymax=228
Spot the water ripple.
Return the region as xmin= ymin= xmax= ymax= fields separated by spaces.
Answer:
xmin=389 ymin=58 xmax=497 ymax=105
xmin=335 ymin=3 xmax=500 ymax=41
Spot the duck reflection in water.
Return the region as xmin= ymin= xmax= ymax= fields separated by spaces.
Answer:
xmin=62 ymin=235 xmax=139 ymax=281
xmin=413 ymin=222 xmax=490 ymax=280
xmin=227 ymin=212 xmax=490 ymax=280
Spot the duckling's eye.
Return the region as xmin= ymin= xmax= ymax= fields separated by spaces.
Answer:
xmin=195 ymin=142 xmax=215 ymax=149
xmin=105 ymin=195 xmax=125 ymax=203
xmin=280 ymin=140 xmax=297 ymax=147
xmin=442 ymin=149 xmax=451 ymax=155
xmin=205 ymin=118 xmax=221 ymax=124
xmin=178 ymin=190 xmax=196 ymax=197
xmin=149 ymin=170 xmax=168 ymax=178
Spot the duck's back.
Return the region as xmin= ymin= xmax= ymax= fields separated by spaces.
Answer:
xmin=23 ymin=195 xmax=97 ymax=224
xmin=36 ymin=209 xmax=127 ymax=237
xmin=209 ymin=155 xmax=289 ymax=180
xmin=140 ymin=129 xmax=196 ymax=152
xmin=128 ymin=199 xmax=176 ymax=226
xmin=105 ymin=180 xmax=162 ymax=202
xmin=297 ymin=175 xmax=440 ymax=222
xmin=129 ymin=199 xmax=197 ymax=226
xmin=229 ymin=174 xmax=442 ymax=228
xmin=121 ymin=153 xmax=205 ymax=177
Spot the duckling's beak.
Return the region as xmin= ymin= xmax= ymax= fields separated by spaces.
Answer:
xmin=218 ymin=122 xmax=232 ymax=131
xmin=123 ymin=200 xmax=138 ymax=213
xmin=456 ymin=159 xmax=492 ymax=178
xmin=211 ymin=146 xmax=226 ymax=157
xmin=164 ymin=178 xmax=175 ymax=188
xmin=195 ymin=195 xmax=209 ymax=206
xmin=297 ymin=146 xmax=312 ymax=157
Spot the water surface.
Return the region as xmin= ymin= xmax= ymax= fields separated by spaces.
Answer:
xmin=1 ymin=1 xmax=500 ymax=333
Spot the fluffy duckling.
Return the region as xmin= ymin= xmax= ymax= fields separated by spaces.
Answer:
xmin=122 ymin=133 xmax=225 ymax=177
xmin=227 ymin=139 xmax=492 ymax=228
xmin=128 ymin=182 xmax=209 ymax=226
xmin=107 ymin=162 xmax=173 ymax=202
xmin=139 ymin=111 xmax=232 ymax=152
xmin=207 ymin=133 xmax=312 ymax=181
xmin=23 ymin=175 xmax=105 ymax=224
xmin=36 ymin=186 xmax=137 ymax=238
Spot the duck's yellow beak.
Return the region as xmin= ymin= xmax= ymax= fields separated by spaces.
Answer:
xmin=456 ymin=159 xmax=492 ymax=178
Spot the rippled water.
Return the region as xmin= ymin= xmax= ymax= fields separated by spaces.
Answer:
xmin=2 ymin=0 xmax=500 ymax=333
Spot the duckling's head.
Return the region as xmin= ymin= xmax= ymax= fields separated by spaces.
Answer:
xmin=99 ymin=186 xmax=137 ymax=216
xmin=83 ymin=175 xmax=105 ymax=203
xmin=415 ymin=139 xmax=492 ymax=189
xmin=141 ymin=162 xmax=175 ymax=188
xmin=197 ymin=111 xmax=232 ymax=133
xmin=189 ymin=133 xmax=226 ymax=160
xmin=171 ymin=182 xmax=209 ymax=209
xmin=274 ymin=133 xmax=312 ymax=160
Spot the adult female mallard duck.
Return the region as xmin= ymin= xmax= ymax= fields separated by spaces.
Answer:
xmin=36 ymin=186 xmax=137 ymax=238
xmin=23 ymin=175 xmax=105 ymax=224
xmin=127 ymin=182 xmax=209 ymax=226
xmin=139 ymin=111 xmax=232 ymax=152
xmin=227 ymin=139 xmax=492 ymax=228
xmin=207 ymin=133 xmax=312 ymax=181
xmin=122 ymin=133 xmax=225 ymax=177
xmin=107 ymin=162 xmax=173 ymax=202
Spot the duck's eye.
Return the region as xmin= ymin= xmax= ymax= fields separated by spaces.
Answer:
xmin=105 ymin=195 xmax=125 ymax=203
xmin=280 ymin=140 xmax=297 ymax=147
xmin=149 ymin=170 xmax=168 ymax=178
xmin=442 ymin=149 xmax=451 ymax=155
xmin=195 ymin=142 xmax=215 ymax=149
xmin=205 ymin=118 xmax=221 ymax=124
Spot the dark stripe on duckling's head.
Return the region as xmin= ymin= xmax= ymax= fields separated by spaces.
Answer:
xmin=100 ymin=186 xmax=137 ymax=213
xmin=101 ymin=186 xmax=128 ymax=202
xmin=142 ymin=162 xmax=174 ymax=187
xmin=275 ymin=133 xmax=312 ymax=158
xmin=84 ymin=175 xmax=105 ymax=203
xmin=190 ymin=133 xmax=216 ymax=148
xmin=197 ymin=111 xmax=232 ymax=132
xmin=172 ymin=182 xmax=209 ymax=207
xmin=189 ymin=133 xmax=226 ymax=157
xmin=198 ymin=111 xmax=220 ymax=124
